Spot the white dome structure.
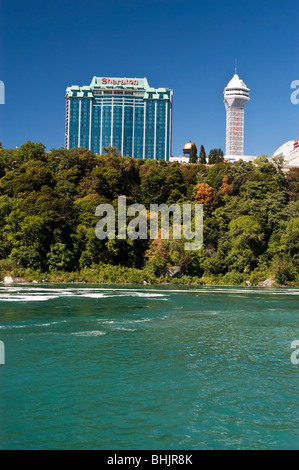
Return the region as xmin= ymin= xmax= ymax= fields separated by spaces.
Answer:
xmin=273 ymin=141 xmax=294 ymax=159
xmin=272 ymin=139 xmax=299 ymax=168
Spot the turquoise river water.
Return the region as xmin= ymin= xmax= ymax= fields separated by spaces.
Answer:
xmin=0 ymin=284 xmax=298 ymax=450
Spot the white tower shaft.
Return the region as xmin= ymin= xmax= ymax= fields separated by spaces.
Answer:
xmin=225 ymin=105 xmax=245 ymax=156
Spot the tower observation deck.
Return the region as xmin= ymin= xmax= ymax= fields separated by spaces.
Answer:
xmin=224 ymin=74 xmax=250 ymax=157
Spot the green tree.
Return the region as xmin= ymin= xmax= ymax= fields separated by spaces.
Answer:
xmin=208 ymin=148 xmax=224 ymax=164
xmin=225 ymin=215 xmax=265 ymax=272
xmin=280 ymin=217 xmax=299 ymax=257
xmin=102 ymin=145 xmax=122 ymax=158
xmin=189 ymin=144 xmax=198 ymax=164
xmin=18 ymin=141 xmax=46 ymax=163
xmin=199 ymin=145 xmax=207 ymax=164
xmin=286 ymin=168 xmax=299 ymax=201
xmin=272 ymin=155 xmax=285 ymax=172
xmin=47 ymin=243 xmax=75 ymax=271
xmin=140 ymin=166 xmax=168 ymax=205
xmin=9 ymin=246 xmax=43 ymax=270
xmin=216 ymin=148 xmax=224 ymax=163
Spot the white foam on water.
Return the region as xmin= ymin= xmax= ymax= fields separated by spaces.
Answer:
xmin=0 ymin=287 xmax=70 ymax=293
xmin=126 ymin=318 xmax=151 ymax=323
xmin=50 ymin=320 xmax=68 ymax=325
xmin=71 ymin=330 xmax=106 ymax=337
xmin=80 ymin=293 xmax=108 ymax=298
xmin=0 ymin=320 xmax=67 ymax=329
xmin=137 ymin=293 xmax=166 ymax=298
xmin=269 ymin=291 xmax=299 ymax=295
xmin=0 ymin=324 xmax=27 ymax=329
xmin=0 ymin=286 xmax=298 ymax=303
xmin=113 ymin=327 xmax=137 ymax=332
xmin=0 ymin=287 xmax=21 ymax=292
xmin=102 ymin=318 xmax=151 ymax=327
xmin=80 ymin=292 xmax=168 ymax=299
xmin=0 ymin=295 xmax=59 ymax=302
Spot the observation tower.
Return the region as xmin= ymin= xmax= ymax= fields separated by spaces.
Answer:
xmin=224 ymin=73 xmax=250 ymax=157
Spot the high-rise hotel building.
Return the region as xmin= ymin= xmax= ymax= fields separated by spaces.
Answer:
xmin=65 ymin=77 xmax=173 ymax=160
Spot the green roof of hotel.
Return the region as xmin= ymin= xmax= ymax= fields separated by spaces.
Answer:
xmin=66 ymin=77 xmax=172 ymax=98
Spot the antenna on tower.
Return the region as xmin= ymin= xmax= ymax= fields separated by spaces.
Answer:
xmin=235 ymin=59 xmax=237 ymax=75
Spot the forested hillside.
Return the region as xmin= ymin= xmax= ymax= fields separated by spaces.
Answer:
xmin=0 ymin=141 xmax=298 ymax=285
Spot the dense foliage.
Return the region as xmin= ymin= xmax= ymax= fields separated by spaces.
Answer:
xmin=0 ymin=141 xmax=298 ymax=285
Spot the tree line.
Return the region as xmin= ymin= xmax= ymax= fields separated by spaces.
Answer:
xmin=188 ymin=144 xmax=224 ymax=164
xmin=0 ymin=141 xmax=298 ymax=285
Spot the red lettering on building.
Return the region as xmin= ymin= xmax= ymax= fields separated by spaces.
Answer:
xmin=101 ymin=78 xmax=138 ymax=86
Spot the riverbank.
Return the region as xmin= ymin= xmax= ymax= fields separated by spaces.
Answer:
xmin=0 ymin=264 xmax=297 ymax=287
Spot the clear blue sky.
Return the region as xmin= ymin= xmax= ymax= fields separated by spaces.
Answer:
xmin=0 ymin=0 xmax=298 ymax=157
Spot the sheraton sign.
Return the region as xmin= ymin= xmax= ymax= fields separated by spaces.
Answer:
xmin=102 ymin=78 xmax=139 ymax=85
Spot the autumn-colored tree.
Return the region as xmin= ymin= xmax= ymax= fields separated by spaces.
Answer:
xmin=195 ymin=182 xmax=213 ymax=206
xmin=219 ymin=175 xmax=234 ymax=195
xmin=144 ymin=235 xmax=169 ymax=276
xmin=144 ymin=237 xmax=168 ymax=263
